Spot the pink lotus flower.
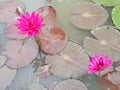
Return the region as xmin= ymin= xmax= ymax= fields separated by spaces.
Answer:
xmin=16 ymin=11 xmax=45 ymax=37
xmin=88 ymin=55 xmax=113 ymax=74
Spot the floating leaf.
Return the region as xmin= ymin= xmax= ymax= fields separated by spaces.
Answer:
xmin=2 ymin=39 xmax=38 ymax=68
xmin=104 ymin=71 xmax=120 ymax=86
xmin=0 ymin=0 xmax=25 ymax=23
xmin=91 ymin=0 xmax=120 ymax=6
xmin=37 ymin=6 xmax=56 ymax=28
xmin=46 ymin=42 xmax=89 ymax=79
xmin=71 ymin=2 xmax=109 ymax=30
xmin=100 ymin=77 xmax=118 ymax=90
xmin=54 ymin=79 xmax=88 ymax=90
xmin=84 ymin=26 xmax=120 ymax=62
xmin=51 ymin=0 xmax=92 ymax=44
xmin=112 ymin=4 xmax=120 ymax=29
xmin=34 ymin=27 xmax=68 ymax=55
xmin=4 ymin=22 xmax=27 ymax=40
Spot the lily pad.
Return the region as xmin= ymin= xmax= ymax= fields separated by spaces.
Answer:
xmin=0 ymin=0 xmax=25 ymax=23
xmin=46 ymin=42 xmax=89 ymax=79
xmin=84 ymin=26 xmax=120 ymax=62
xmin=112 ymin=4 xmax=120 ymax=29
xmin=71 ymin=2 xmax=109 ymax=30
xmin=91 ymin=0 xmax=120 ymax=6
xmin=54 ymin=79 xmax=88 ymax=90
xmin=2 ymin=39 xmax=38 ymax=68
xmin=51 ymin=0 xmax=92 ymax=44
xmin=37 ymin=6 xmax=56 ymax=28
xmin=100 ymin=77 xmax=118 ymax=90
xmin=4 ymin=22 xmax=27 ymax=40
xmin=34 ymin=27 xmax=68 ymax=55
xmin=103 ymin=71 xmax=120 ymax=85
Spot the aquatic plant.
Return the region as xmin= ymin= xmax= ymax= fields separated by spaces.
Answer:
xmin=91 ymin=0 xmax=120 ymax=6
xmin=16 ymin=12 xmax=45 ymax=37
xmin=112 ymin=4 xmax=120 ymax=29
xmin=88 ymin=55 xmax=113 ymax=74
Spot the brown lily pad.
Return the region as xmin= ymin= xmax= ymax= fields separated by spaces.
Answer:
xmin=103 ymin=71 xmax=120 ymax=86
xmin=34 ymin=27 xmax=67 ymax=55
xmin=37 ymin=6 xmax=56 ymax=28
xmin=99 ymin=77 xmax=118 ymax=90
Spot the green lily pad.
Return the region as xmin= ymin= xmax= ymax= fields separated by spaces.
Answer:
xmin=91 ymin=0 xmax=120 ymax=6
xmin=112 ymin=4 xmax=120 ymax=29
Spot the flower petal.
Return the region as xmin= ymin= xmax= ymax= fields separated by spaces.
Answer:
xmin=16 ymin=11 xmax=45 ymax=37
xmin=88 ymin=55 xmax=113 ymax=74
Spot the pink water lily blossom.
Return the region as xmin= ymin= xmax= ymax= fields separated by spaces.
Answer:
xmin=88 ymin=55 xmax=113 ymax=74
xmin=16 ymin=11 xmax=45 ymax=37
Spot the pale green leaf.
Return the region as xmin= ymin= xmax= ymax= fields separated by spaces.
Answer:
xmin=112 ymin=4 xmax=120 ymax=29
xmin=91 ymin=0 xmax=120 ymax=6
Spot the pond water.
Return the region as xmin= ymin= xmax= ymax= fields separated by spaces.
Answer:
xmin=0 ymin=0 xmax=120 ymax=90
